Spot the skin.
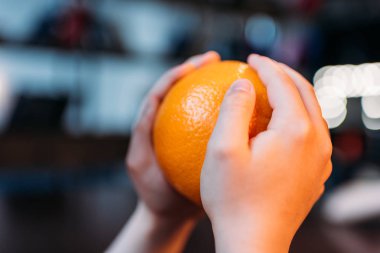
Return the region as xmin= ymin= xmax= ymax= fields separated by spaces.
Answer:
xmin=106 ymin=51 xmax=221 ymax=253
xmin=107 ymin=53 xmax=332 ymax=253
xmin=201 ymin=54 xmax=332 ymax=253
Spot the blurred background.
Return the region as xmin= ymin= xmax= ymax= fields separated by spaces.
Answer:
xmin=0 ymin=0 xmax=379 ymax=252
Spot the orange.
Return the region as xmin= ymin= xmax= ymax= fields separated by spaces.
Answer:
xmin=153 ymin=61 xmax=272 ymax=205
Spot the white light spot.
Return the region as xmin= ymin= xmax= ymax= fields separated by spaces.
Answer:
xmin=314 ymin=62 xmax=380 ymax=129
xmin=326 ymin=108 xmax=347 ymax=129
xmin=362 ymin=95 xmax=380 ymax=119
xmin=362 ymin=112 xmax=380 ymax=130
xmin=315 ymin=79 xmax=346 ymax=98
xmin=318 ymin=96 xmax=347 ymax=119
xmin=313 ymin=65 xmax=331 ymax=85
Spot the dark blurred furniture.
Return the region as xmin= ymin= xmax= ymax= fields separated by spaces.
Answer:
xmin=1 ymin=182 xmax=376 ymax=253
xmin=0 ymin=134 xmax=128 ymax=168
xmin=8 ymin=95 xmax=68 ymax=134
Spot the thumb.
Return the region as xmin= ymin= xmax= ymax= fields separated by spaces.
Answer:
xmin=209 ymin=79 xmax=256 ymax=151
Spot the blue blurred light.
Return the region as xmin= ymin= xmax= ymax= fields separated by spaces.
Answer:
xmin=245 ymin=14 xmax=278 ymax=50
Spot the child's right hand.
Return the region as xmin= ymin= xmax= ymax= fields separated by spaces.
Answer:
xmin=201 ymin=54 xmax=332 ymax=253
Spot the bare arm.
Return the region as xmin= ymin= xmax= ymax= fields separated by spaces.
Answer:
xmin=106 ymin=203 xmax=196 ymax=253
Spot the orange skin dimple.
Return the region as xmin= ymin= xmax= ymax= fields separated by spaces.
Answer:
xmin=153 ymin=61 xmax=272 ymax=205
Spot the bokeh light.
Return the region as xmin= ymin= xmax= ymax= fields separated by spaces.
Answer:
xmin=362 ymin=112 xmax=380 ymax=130
xmin=325 ymin=107 xmax=347 ymax=129
xmin=314 ymin=62 xmax=380 ymax=129
xmin=362 ymin=95 xmax=380 ymax=119
xmin=245 ymin=14 xmax=278 ymax=51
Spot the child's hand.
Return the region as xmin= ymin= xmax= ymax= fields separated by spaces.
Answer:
xmin=107 ymin=52 xmax=221 ymax=253
xmin=127 ymin=51 xmax=220 ymax=221
xmin=201 ymin=54 xmax=332 ymax=253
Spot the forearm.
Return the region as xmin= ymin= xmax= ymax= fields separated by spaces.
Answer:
xmin=211 ymin=215 xmax=293 ymax=253
xmin=106 ymin=203 xmax=197 ymax=253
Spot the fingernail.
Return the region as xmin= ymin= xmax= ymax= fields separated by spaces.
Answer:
xmin=187 ymin=55 xmax=203 ymax=68
xmin=248 ymin=54 xmax=260 ymax=62
xmin=204 ymin=51 xmax=217 ymax=58
xmin=231 ymin=79 xmax=252 ymax=93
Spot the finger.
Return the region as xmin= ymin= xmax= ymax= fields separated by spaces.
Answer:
xmin=127 ymin=82 xmax=163 ymax=172
xmin=130 ymin=96 xmax=159 ymax=154
xmin=247 ymin=54 xmax=309 ymax=129
xmin=149 ymin=51 xmax=221 ymax=100
xmin=209 ymin=79 xmax=256 ymax=151
xmin=278 ymin=63 xmax=329 ymax=134
xmin=185 ymin=51 xmax=221 ymax=68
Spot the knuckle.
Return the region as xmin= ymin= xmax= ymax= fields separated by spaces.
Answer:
xmin=312 ymin=185 xmax=325 ymax=204
xmin=319 ymin=185 xmax=326 ymax=197
xmin=290 ymin=120 xmax=313 ymax=141
xmin=324 ymin=166 xmax=333 ymax=182
xmin=322 ymin=141 xmax=333 ymax=159
xmin=321 ymin=160 xmax=333 ymax=182
xmin=208 ymin=142 xmax=237 ymax=161
xmin=125 ymin=154 xmax=140 ymax=174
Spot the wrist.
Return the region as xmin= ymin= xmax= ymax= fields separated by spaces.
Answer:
xmin=107 ymin=203 xmax=198 ymax=253
xmin=210 ymin=212 xmax=293 ymax=253
xmin=135 ymin=202 xmax=198 ymax=232
xmin=133 ymin=201 xmax=199 ymax=251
